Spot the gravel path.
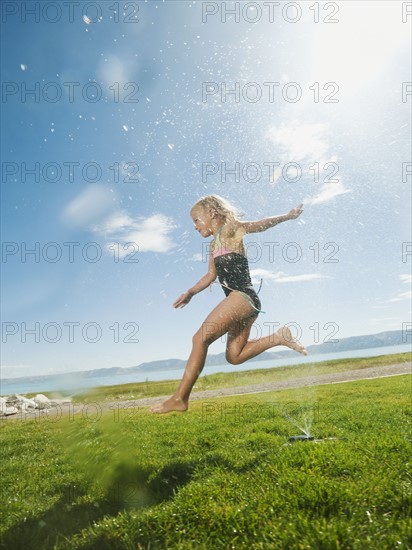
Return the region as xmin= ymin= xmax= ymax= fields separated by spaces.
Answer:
xmin=2 ymin=362 xmax=410 ymax=421
xmin=131 ymin=361 xmax=411 ymax=408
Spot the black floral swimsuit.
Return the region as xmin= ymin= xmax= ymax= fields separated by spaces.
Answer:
xmin=212 ymin=226 xmax=262 ymax=315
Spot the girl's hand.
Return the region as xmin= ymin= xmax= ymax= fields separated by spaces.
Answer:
xmin=173 ymin=291 xmax=193 ymax=309
xmin=288 ymin=204 xmax=304 ymax=220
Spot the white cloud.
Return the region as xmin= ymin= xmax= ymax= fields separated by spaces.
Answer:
xmin=385 ymin=291 xmax=412 ymax=303
xmin=95 ymin=212 xmax=176 ymax=255
xmin=266 ymin=119 xmax=350 ymax=205
xmin=275 ymin=273 xmax=329 ymax=284
xmin=266 ymin=121 xmax=329 ymax=163
xmin=307 ymin=181 xmax=351 ymax=205
xmin=251 ymin=268 xmax=329 ymax=284
xmin=61 ymin=184 xmax=114 ymax=230
xmin=191 ymin=253 xmax=204 ymax=262
xmin=97 ymin=54 xmax=138 ymax=88
xmin=375 ymin=275 xmax=412 ymax=305
xmin=370 ymin=317 xmax=402 ymax=323
xmin=62 ymin=187 xmax=176 ymax=254
xmin=93 ymin=211 xmax=136 ymax=236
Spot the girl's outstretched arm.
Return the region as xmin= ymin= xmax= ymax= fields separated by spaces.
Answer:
xmin=173 ymin=251 xmax=216 ymax=308
xmin=239 ymin=204 xmax=303 ymax=234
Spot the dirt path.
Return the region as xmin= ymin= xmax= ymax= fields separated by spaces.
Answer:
xmin=2 ymin=362 xmax=410 ymax=422
xmin=127 ymin=361 xmax=412 ymax=409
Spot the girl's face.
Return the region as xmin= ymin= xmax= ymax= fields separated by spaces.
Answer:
xmin=191 ymin=206 xmax=215 ymax=237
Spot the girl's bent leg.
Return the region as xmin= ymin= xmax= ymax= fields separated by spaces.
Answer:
xmin=226 ymin=323 xmax=307 ymax=365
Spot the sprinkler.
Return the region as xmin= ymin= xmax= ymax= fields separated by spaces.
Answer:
xmin=288 ymin=435 xmax=315 ymax=442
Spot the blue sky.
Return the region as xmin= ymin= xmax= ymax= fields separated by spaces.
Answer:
xmin=1 ymin=0 xmax=411 ymax=379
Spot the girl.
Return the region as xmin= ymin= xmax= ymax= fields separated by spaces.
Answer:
xmin=151 ymin=195 xmax=307 ymax=414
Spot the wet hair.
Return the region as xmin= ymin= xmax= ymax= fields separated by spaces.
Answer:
xmin=190 ymin=194 xmax=241 ymax=222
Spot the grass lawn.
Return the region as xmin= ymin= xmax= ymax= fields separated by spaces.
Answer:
xmin=1 ymin=371 xmax=411 ymax=548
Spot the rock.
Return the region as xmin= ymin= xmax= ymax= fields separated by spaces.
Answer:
xmin=0 ymin=399 xmax=19 ymax=416
xmin=33 ymin=394 xmax=51 ymax=409
xmin=15 ymin=394 xmax=37 ymax=408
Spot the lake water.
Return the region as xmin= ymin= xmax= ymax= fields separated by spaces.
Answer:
xmin=1 ymin=343 xmax=411 ymax=396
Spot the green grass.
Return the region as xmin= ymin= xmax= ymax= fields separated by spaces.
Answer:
xmin=1 ymin=374 xmax=411 ymax=549
xmin=59 ymin=352 xmax=411 ymax=403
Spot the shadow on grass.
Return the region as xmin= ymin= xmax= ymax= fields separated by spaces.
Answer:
xmin=0 ymin=460 xmax=196 ymax=550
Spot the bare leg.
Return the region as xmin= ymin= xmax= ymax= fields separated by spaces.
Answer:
xmin=226 ymin=321 xmax=307 ymax=365
xmin=149 ymin=335 xmax=209 ymax=413
xmin=150 ymin=293 xmax=256 ymax=414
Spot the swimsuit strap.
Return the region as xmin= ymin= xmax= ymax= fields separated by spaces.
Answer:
xmin=215 ymin=226 xmax=223 ymax=247
xmin=238 ymin=290 xmax=266 ymax=314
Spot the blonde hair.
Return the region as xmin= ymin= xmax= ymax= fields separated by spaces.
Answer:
xmin=190 ymin=194 xmax=241 ymax=222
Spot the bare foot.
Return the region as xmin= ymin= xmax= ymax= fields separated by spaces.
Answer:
xmin=275 ymin=326 xmax=307 ymax=355
xmin=150 ymin=395 xmax=188 ymax=414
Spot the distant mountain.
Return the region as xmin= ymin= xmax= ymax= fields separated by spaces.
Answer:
xmin=2 ymin=330 xmax=410 ymax=387
xmin=304 ymin=330 xmax=408 ymax=355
